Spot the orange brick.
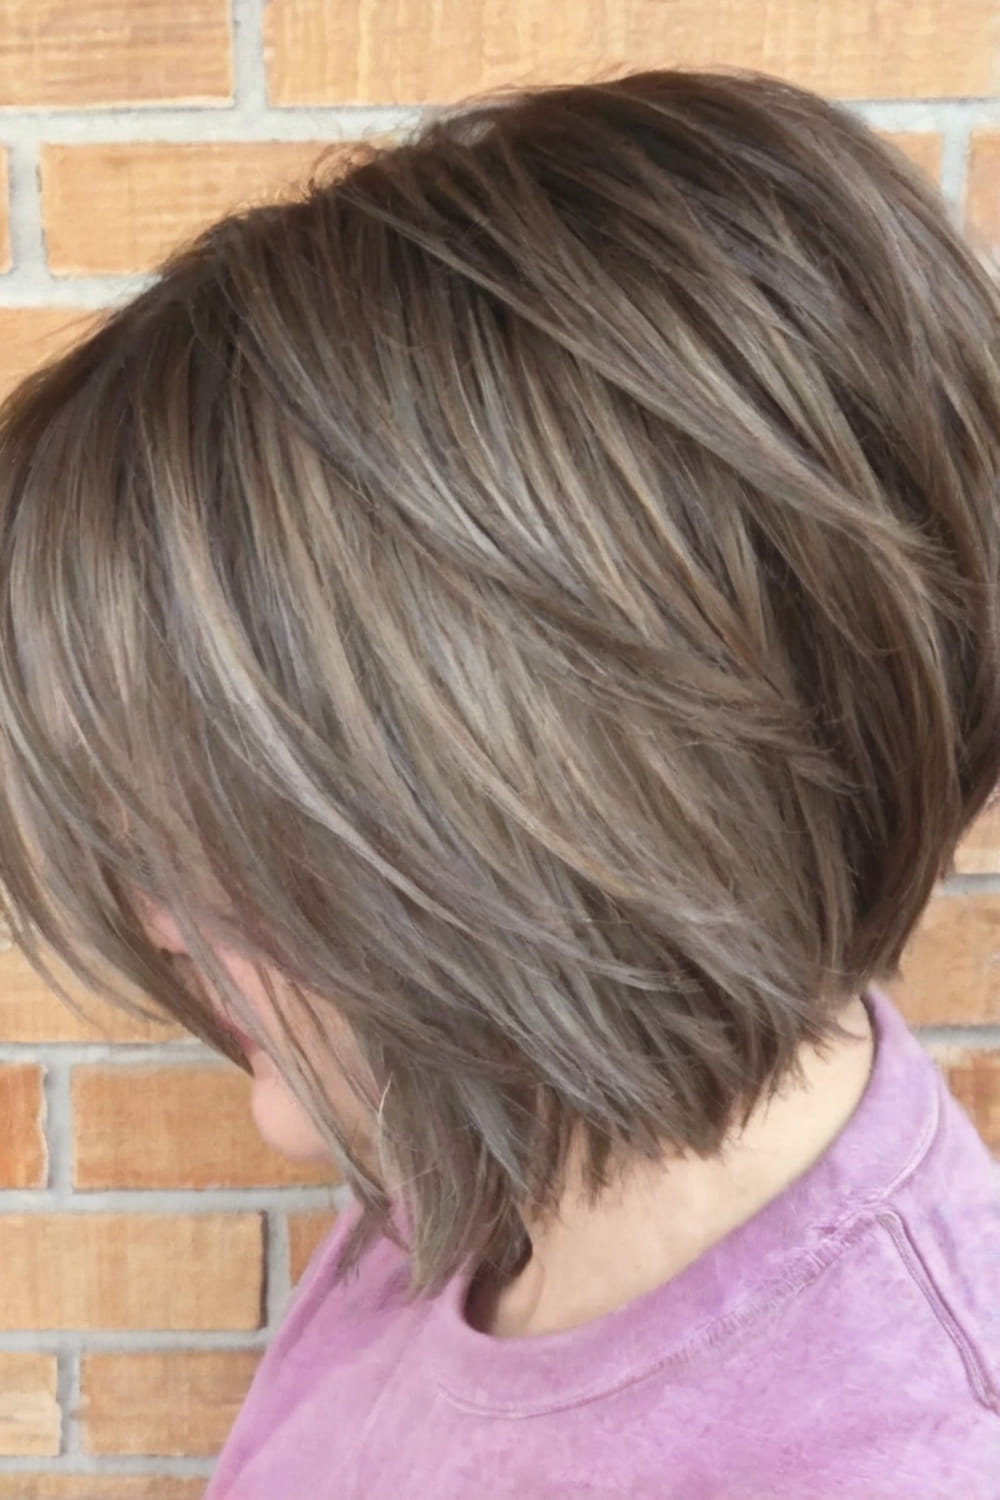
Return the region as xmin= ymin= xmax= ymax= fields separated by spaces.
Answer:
xmin=41 ymin=141 xmax=345 ymax=277
xmin=0 ymin=307 xmax=103 ymax=405
xmin=80 ymin=1348 xmax=261 ymax=1456
xmin=0 ymin=1480 xmax=204 ymax=1500
xmin=939 ymin=1049 xmax=1000 ymax=1153
xmin=265 ymin=0 xmax=998 ymax=106
xmin=0 ymin=944 xmax=184 ymax=1045
xmin=890 ymin=891 xmax=1000 ymax=1026
xmin=73 ymin=1065 xmax=338 ymax=1190
xmin=0 ymin=1352 xmax=59 ymax=1457
xmin=0 ymin=1214 xmax=263 ymax=1331
xmin=288 ymin=1209 xmax=338 ymax=1283
xmin=968 ymin=132 xmax=1000 ymax=249
xmin=955 ymin=800 xmax=1000 ymax=875
xmin=879 ymin=132 xmax=942 ymax=184
xmin=0 ymin=1 xmax=231 ymax=108
xmin=0 ymin=148 xmax=10 ymax=273
xmin=0 ymin=1064 xmax=47 ymax=1188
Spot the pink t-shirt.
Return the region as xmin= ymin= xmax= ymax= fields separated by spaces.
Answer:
xmin=204 ymin=988 xmax=1000 ymax=1498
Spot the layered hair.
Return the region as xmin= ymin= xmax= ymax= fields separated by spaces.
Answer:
xmin=1 ymin=69 xmax=999 ymax=1291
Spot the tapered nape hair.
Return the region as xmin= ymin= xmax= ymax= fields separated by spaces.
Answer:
xmin=1 ymin=68 xmax=1000 ymax=1293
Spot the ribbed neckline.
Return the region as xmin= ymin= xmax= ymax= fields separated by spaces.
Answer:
xmin=425 ymin=987 xmax=940 ymax=1417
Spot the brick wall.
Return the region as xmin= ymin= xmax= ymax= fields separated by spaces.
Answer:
xmin=0 ymin=2 xmax=999 ymax=1494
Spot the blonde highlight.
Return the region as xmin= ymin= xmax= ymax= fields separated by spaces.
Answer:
xmin=0 ymin=69 xmax=998 ymax=1290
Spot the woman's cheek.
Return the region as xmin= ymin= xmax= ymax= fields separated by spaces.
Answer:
xmin=246 ymin=1049 xmax=335 ymax=1162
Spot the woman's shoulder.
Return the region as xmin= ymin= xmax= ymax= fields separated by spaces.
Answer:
xmin=202 ymin=1197 xmax=419 ymax=1497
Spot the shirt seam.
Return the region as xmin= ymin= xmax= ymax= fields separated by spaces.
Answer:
xmin=876 ymin=1205 xmax=1000 ymax=1417
xmin=434 ymin=1214 xmax=882 ymax=1418
xmin=434 ymin=1062 xmax=945 ymax=1419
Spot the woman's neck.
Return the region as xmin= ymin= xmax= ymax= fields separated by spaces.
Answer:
xmin=470 ymin=995 xmax=875 ymax=1339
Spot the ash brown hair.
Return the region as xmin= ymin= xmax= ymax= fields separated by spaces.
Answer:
xmin=1 ymin=69 xmax=999 ymax=1292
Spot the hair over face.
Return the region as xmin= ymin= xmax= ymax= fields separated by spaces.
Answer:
xmin=0 ymin=69 xmax=999 ymax=1290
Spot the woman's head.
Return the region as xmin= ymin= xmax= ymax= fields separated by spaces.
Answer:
xmin=1 ymin=68 xmax=999 ymax=1291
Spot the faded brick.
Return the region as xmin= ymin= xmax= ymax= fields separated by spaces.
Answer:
xmin=0 ymin=307 xmax=102 ymax=405
xmin=0 ymin=1353 xmax=59 ymax=1457
xmin=0 ymin=1215 xmax=264 ymax=1331
xmin=0 ymin=0 xmax=232 ymax=108
xmin=0 ymin=1064 xmax=47 ymax=1189
xmin=0 ymin=1480 xmax=205 ymax=1500
xmin=954 ymin=800 xmax=1000 ymax=875
xmin=967 ymin=131 xmax=1000 ymax=249
xmin=265 ymin=0 xmax=1000 ymax=106
xmin=288 ymin=1209 xmax=338 ymax=1283
xmin=938 ymin=1049 xmax=1000 ymax=1153
xmin=73 ymin=1065 xmax=337 ymax=1190
xmin=41 ymin=141 xmax=345 ymax=276
xmin=891 ymin=892 xmax=1000 ymax=1027
xmin=878 ymin=131 xmax=942 ymax=183
xmin=0 ymin=944 xmax=184 ymax=1045
xmin=80 ymin=1349 xmax=261 ymax=1456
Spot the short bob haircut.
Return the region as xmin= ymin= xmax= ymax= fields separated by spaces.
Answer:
xmin=1 ymin=69 xmax=999 ymax=1293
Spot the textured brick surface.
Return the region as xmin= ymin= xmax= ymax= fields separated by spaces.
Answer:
xmin=0 ymin=1353 xmax=60 ymax=1458
xmin=0 ymin=308 xmax=103 ymax=407
xmin=891 ymin=892 xmax=1000 ymax=1026
xmin=0 ymin=945 xmax=183 ymax=1045
xmin=288 ymin=1209 xmax=339 ymax=1283
xmin=879 ymin=131 xmax=942 ymax=183
xmin=0 ymin=1480 xmax=205 ymax=1500
xmin=939 ymin=1050 xmax=1000 ymax=1153
xmin=0 ymin=1064 xmax=47 ymax=1188
xmin=0 ymin=1 xmax=232 ymax=108
xmin=264 ymin=0 xmax=1000 ymax=106
xmin=41 ymin=141 xmax=342 ymax=276
xmin=73 ymin=1065 xmax=337 ymax=1190
xmin=967 ymin=131 xmax=1000 ymax=249
xmin=79 ymin=1349 xmax=261 ymax=1456
xmin=955 ymin=801 xmax=1000 ymax=875
xmin=0 ymin=1215 xmax=264 ymax=1331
